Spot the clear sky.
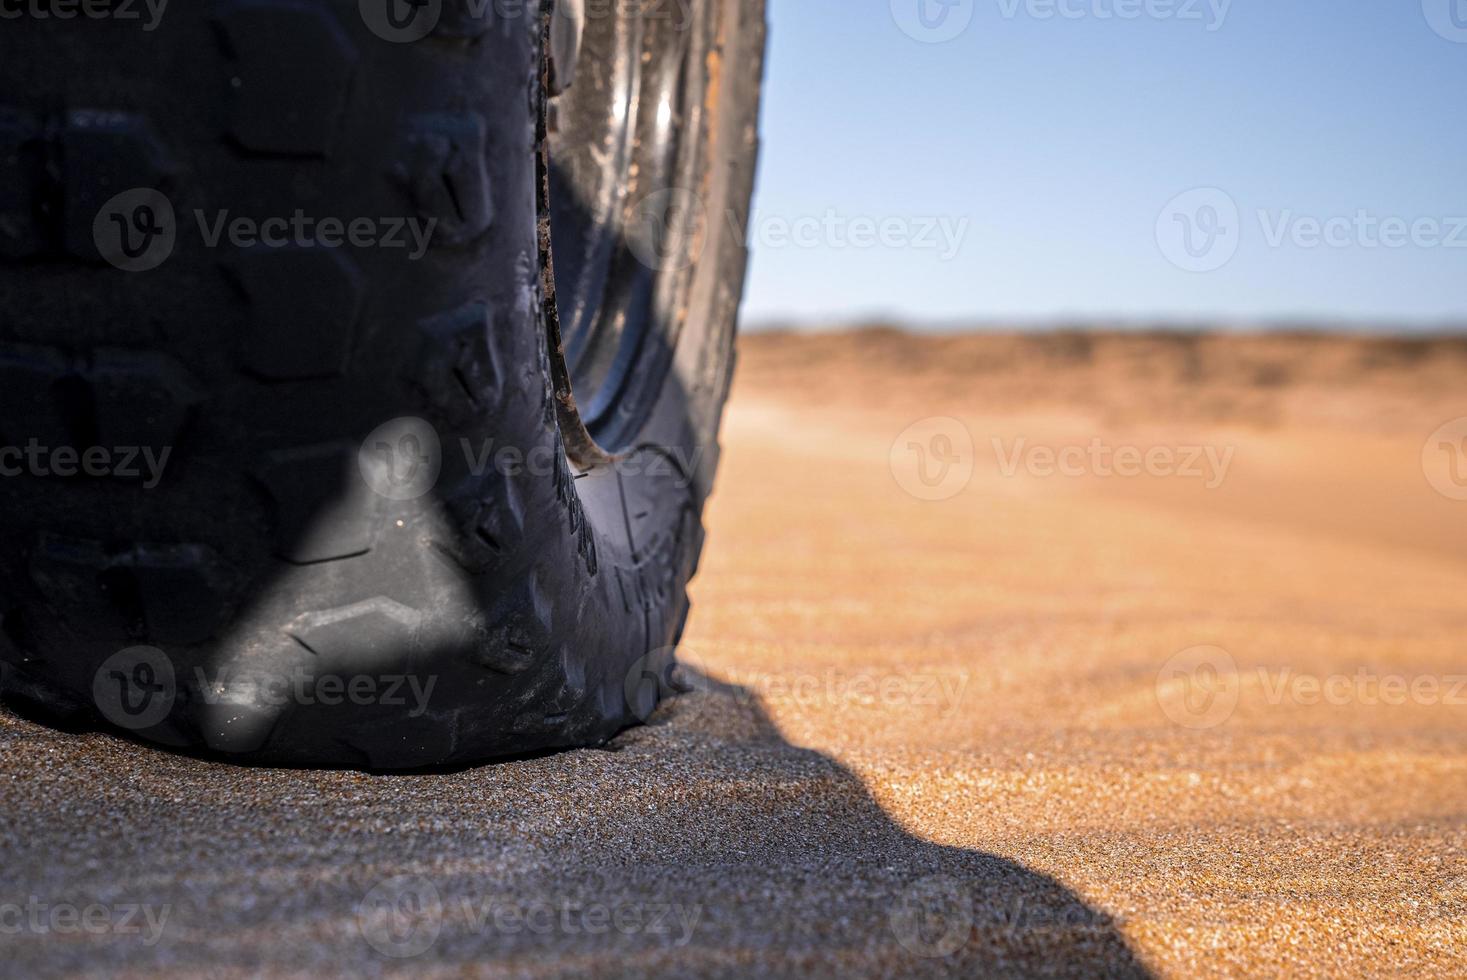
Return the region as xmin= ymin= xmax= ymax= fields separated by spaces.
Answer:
xmin=740 ymin=0 xmax=1467 ymax=328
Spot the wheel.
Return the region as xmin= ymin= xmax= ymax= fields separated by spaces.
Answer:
xmin=0 ymin=0 xmax=765 ymax=768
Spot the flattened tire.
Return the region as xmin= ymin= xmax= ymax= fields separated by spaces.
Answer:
xmin=0 ymin=0 xmax=765 ymax=768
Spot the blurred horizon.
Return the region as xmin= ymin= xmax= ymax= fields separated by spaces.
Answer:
xmin=740 ymin=0 xmax=1467 ymax=331
xmin=740 ymin=315 xmax=1467 ymax=335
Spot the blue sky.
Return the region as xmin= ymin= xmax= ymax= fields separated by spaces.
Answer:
xmin=740 ymin=0 xmax=1467 ymax=327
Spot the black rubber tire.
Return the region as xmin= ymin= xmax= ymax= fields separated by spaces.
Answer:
xmin=0 ymin=0 xmax=764 ymax=768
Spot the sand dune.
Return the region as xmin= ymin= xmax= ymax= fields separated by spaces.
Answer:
xmin=692 ymin=330 xmax=1467 ymax=976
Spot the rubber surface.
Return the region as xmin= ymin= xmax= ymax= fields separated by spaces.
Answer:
xmin=0 ymin=0 xmax=765 ymax=768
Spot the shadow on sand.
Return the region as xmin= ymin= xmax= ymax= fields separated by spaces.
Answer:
xmin=0 ymin=666 xmax=1153 ymax=977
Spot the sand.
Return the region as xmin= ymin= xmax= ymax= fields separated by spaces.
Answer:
xmin=1 ymin=330 xmax=1464 ymax=977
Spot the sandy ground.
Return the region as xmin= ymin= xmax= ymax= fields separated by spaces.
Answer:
xmin=2 ymin=330 xmax=1465 ymax=977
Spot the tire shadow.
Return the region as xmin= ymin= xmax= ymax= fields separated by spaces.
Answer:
xmin=577 ymin=668 xmax=1155 ymax=977
xmin=0 ymin=666 xmax=1154 ymax=978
